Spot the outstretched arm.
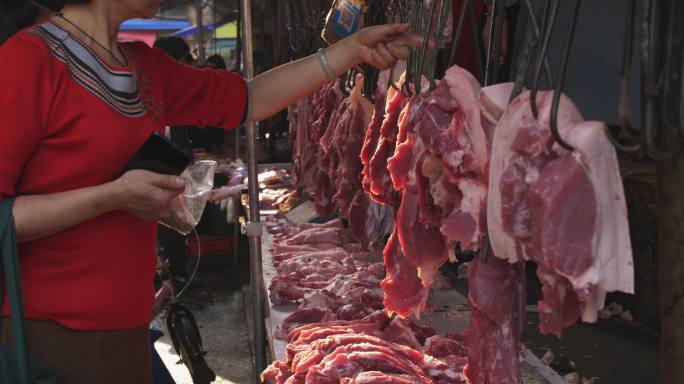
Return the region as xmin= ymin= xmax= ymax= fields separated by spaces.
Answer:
xmin=249 ymin=23 xmax=422 ymax=121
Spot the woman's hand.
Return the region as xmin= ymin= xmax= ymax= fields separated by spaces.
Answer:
xmin=350 ymin=23 xmax=425 ymax=70
xmin=111 ymin=170 xmax=186 ymax=221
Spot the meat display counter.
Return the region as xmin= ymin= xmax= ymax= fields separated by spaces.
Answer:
xmin=258 ymin=213 xmax=565 ymax=384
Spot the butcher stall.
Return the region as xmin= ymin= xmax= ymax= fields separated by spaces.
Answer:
xmin=237 ymin=0 xmax=682 ymax=383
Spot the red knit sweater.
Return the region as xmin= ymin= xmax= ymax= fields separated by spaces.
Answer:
xmin=0 ymin=20 xmax=247 ymax=330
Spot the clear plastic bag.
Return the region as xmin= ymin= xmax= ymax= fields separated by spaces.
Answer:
xmin=160 ymin=160 xmax=217 ymax=235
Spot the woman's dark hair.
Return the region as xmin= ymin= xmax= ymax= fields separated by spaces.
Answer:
xmin=1 ymin=0 xmax=42 ymax=44
xmin=154 ymin=36 xmax=192 ymax=64
xmin=0 ymin=8 xmax=17 ymax=45
xmin=34 ymin=0 xmax=90 ymax=11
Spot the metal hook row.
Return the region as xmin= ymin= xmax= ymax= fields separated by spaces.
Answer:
xmin=526 ymin=0 xmax=577 ymax=152
xmin=604 ymin=0 xmax=641 ymax=153
xmin=509 ymin=0 xmax=555 ymax=102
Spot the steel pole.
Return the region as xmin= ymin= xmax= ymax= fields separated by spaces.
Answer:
xmin=240 ymin=0 xmax=267 ymax=381
xmin=195 ymin=0 xmax=206 ymax=65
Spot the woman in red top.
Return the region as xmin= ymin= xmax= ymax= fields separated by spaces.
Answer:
xmin=0 ymin=0 xmax=421 ymax=382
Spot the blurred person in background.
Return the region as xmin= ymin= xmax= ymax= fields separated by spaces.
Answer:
xmin=206 ymin=53 xmax=227 ymax=70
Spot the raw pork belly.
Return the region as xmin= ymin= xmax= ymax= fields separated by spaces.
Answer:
xmin=487 ymin=90 xmax=633 ymax=335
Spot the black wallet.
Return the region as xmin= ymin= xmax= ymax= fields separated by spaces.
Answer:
xmin=121 ymin=132 xmax=194 ymax=176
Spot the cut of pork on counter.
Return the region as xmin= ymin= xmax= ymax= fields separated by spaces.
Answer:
xmin=262 ymin=311 xmax=467 ymax=384
xmin=487 ymin=90 xmax=634 ymax=336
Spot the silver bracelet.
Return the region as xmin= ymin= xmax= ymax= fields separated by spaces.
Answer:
xmin=317 ymin=47 xmax=337 ymax=81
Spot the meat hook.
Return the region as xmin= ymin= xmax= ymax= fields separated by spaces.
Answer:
xmin=446 ymin=0 xmax=470 ymax=69
xmin=522 ymin=0 xmax=553 ymax=85
xmin=484 ymin=0 xmax=505 ymax=86
xmin=480 ymin=236 xmax=490 ymax=264
xmin=429 ymin=0 xmax=452 ymax=90
xmin=402 ymin=0 xmax=423 ymax=97
xmin=388 ymin=0 xmax=407 ymax=91
xmin=529 ymin=0 xmax=558 ymax=120
xmin=642 ymin=0 xmax=680 ymax=161
xmin=509 ymin=27 xmax=539 ymax=103
xmin=510 ymin=0 xmax=553 ymax=102
xmin=549 ymin=0 xmax=581 ymax=153
xmin=604 ymin=0 xmax=641 ymax=152
xmin=660 ymin=0 xmax=683 ymax=138
xmin=468 ymin=0 xmax=484 ymax=80
xmin=416 ymin=0 xmax=437 ymax=93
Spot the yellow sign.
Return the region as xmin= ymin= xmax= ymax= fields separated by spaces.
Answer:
xmin=216 ymin=22 xmax=237 ymax=39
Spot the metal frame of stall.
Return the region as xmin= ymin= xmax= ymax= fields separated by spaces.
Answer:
xmin=238 ymin=0 xmax=268 ymax=381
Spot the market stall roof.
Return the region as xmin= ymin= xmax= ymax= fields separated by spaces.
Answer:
xmin=120 ymin=18 xmax=190 ymax=31
xmin=171 ymin=20 xmax=229 ymax=38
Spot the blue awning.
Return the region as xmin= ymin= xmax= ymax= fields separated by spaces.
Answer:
xmin=172 ymin=21 xmax=226 ymax=38
xmin=121 ymin=18 xmax=190 ymax=31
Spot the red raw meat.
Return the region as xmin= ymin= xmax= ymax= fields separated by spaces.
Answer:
xmin=290 ymin=97 xmax=311 ymax=190
xmin=336 ymin=304 xmax=374 ymax=321
xmin=293 ymin=219 xmax=344 ymax=231
xmin=362 ymin=77 xmax=401 ymax=206
xmin=284 ymin=227 xmax=353 ymax=246
xmin=291 ymin=333 xmax=423 ymax=375
xmin=305 ymin=348 xmax=434 ymax=384
xmin=361 ymin=87 xmax=387 ymax=178
xmin=423 ymin=334 xmax=468 ymax=359
xmin=465 ymin=256 xmax=525 ymax=384
xmin=487 ymin=90 xmax=634 ymax=335
xmin=386 ymin=66 xmax=489 ymax=290
xmin=313 ymin=83 xmax=344 ymax=216
xmin=272 ymin=245 xmax=345 ymax=265
xmin=261 ymin=359 xmax=293 ymax=384
xmin=275 ymin=307 xmax=337 ymax=340
xmin=381 ymin=316 xmax=435 ymax=350
xmin=300 ymin=264 xmax=386 ymax=312
xmin=347 ymin=193 xmax=370 ymax=249
xmin=269 ymin=277 xmax=322 ymax=305
xmin=340 ymin=371 xmax=422 ymax=383
xmin=381 ymin=229 xmax=429 ymax=318
xmin=276 ymin=253 xmax=356 ymax=276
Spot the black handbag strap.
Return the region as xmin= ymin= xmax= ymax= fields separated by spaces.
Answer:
xmin=0 ymin=197 xmax=31 ymax=384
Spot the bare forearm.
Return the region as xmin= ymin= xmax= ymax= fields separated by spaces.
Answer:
xmin=13 ymin=183 xmax=118 ymax=243
xmin=249 ymin=38 xmax=360 ymax=121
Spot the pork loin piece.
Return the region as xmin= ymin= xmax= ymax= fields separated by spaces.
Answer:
xmin=465 ymin=256 xmax=525 ymax=384
xmin=487 ymin=90 xmax=634 ymax=335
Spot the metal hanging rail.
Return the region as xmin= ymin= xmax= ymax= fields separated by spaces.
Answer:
xmin=239 ymin=0 xmax=267 ymax=381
